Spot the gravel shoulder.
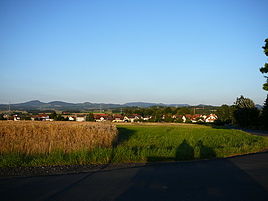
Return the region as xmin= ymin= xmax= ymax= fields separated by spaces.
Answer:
xmin=0 ymin=163 xmax=147 ymax=178
xmin=1 ymin=151 xmax=268 ymax=178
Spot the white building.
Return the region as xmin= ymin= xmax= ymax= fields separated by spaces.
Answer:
xmin=205 ymin=114 xmax=217 ymax=123
xmin=76 ymin=116 xmax=86 ymax=122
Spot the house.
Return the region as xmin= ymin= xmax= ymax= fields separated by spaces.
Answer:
xmin=124 ymin=115 xmax=140 ymax=122
xmin=31 ymin=114 xmax=51 ymax=121
xmin=142 ymin=116 xmax=151 ymax=121
xmin=172 ymin=115 xmax=178 ymax=119
xmin=68 ymin=116 xmax=75 ymax=121
xmin=112 ymin=114 xmax=124 ymax=122
xmin=181 ymin=114 xmax=196 ymax=123
xmin=94 ymin=113 xmax=109 ymax=122
xmin=181 ymin=114 xmax=193 ymax=123
xmin=205 ymin=114 xmax=218 ymax=123
xmin=172 ymin=115 xmax=184 ymax=122
xmin=76 ymin=115 xmax=86 ymax=122
xmin=190 ymin=114 xmax=204 ymax=123
xmin=13 ymin=115 xmax=20 ymax=121
xmin=96 ymin=117 xmax=106 ymax=122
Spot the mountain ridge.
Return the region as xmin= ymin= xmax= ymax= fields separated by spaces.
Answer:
xmin=0 ymin=100 xmax=193 ymax=111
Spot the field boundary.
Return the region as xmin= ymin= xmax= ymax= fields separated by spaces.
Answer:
xmin=1 ymin=149 xmax=268 ymax=179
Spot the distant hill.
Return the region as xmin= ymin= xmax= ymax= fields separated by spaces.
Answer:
xmin=123 ymin=102 xmax=164 ymax=107
xmin=123 ymin=102 xmax=190 ymax=108
xmin=0 ymin=100 xmax=207 ymax=112
xmin=0 ymin=100 xmax=121 ymax=111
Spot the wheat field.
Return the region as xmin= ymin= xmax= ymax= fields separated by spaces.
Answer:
xmin=0 ymin=121 xmax=118 ymax=154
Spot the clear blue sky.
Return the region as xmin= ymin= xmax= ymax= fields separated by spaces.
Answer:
xmin=1 ymin=0 xmax=267 ymax=105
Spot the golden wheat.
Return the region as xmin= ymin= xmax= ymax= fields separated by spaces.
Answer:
xmin=0 ymin=121 xmax=118 ymax=154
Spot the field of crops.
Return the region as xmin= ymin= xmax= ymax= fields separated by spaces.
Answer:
xmin=0 ymin=121 xmax=117 ymax=166
xmin=0 ymin=122 xmax=267 ymax=167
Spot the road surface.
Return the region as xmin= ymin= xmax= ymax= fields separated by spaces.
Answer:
xmin=1 ymin=152 xmax=268 ymax=201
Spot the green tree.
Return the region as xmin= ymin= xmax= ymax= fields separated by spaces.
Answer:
xmin=56 ymin=114 xmax=65 ymax=121
xmin=86 ymin=113 xmax=95 ymax=121
xmin=49 ymin=111 xmax=57 ymax=120
xmin=215 ymin=105 xmax=235 ymax=125
xmin=50 ymin=112 xmax=65 ymax=121
xmin=163 ymin=114 xmax=174 ymax=122
xmin=233 ymin=96 xmax=259 ymax=128
xmin=216 ymin=105 xmax=234 ymax=124
xmin=176 ymin=107 xmax=191 ymax=115
xmin=0 ymin=114 xmax=7 ymax=120
xmin=174 ymin=116 xmax=183 ymax=123
xmin=164 ymin=107 xmax=172 ymax=114
xmin=260 ymin=38 xmax=268 ymax=91
xmin=234 ymin=95 xmax=255 ymax=108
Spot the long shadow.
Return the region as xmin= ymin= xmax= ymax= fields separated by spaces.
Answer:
xmin=114 ymin=127 xmax=137 ymax=146
xmin=108 ymin=127 xmax=137 ymax=163
xmin=2 ymin=153 xmax=268 ymax=201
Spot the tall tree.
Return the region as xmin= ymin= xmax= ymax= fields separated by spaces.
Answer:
xmin=234 ymin=95 xmax=255 ymax=108
xmin=215 ymin=104 xmax=235 ymax=124
xmin=86 ymin=113 xmax=95 ymax=121
xmin=260 ymin=38 xmax=268 ymax=91
xmin=233 ymin=96 xmax=259 ymax=128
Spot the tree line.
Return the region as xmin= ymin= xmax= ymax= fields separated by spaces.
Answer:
xmin=216 ymin=95 xmax=268 ymax=129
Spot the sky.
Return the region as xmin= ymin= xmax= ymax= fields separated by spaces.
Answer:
xmin=0 ymin=0 xmax=268 ymax=105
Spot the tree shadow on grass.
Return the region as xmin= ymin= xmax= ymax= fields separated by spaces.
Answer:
xmin=203 ymin=123 xmax=232 ymax=129
xmin=108 ymin=127 xmax=137 ymax=163
xmin=114 ymin=127 xmax=137 ymax=146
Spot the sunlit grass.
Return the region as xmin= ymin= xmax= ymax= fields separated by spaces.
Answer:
xmin=112 ymin=125 xmax=268 ymax=162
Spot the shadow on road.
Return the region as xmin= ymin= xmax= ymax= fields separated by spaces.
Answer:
xmin=114 ymin=154 xmax=268 ymax=201
xmin=1 ymin=146 xmax=268 ymax=201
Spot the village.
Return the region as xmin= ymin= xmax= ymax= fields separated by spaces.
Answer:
xmin=2 ymin=112 xmax=218 ymax=123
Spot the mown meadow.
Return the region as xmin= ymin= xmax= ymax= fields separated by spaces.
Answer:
xmin=0 ymin=122 xmax=267 ymax=167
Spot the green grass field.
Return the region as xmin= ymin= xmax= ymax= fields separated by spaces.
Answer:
xmin=112 ymin=124 xmax=268 ymax=162
xmin=1 ymin=124 xmax=268 ymax=167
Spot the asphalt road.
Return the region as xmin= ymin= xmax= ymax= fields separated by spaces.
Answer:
xmin=1 ymin=152 xmax=268 ymax=201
